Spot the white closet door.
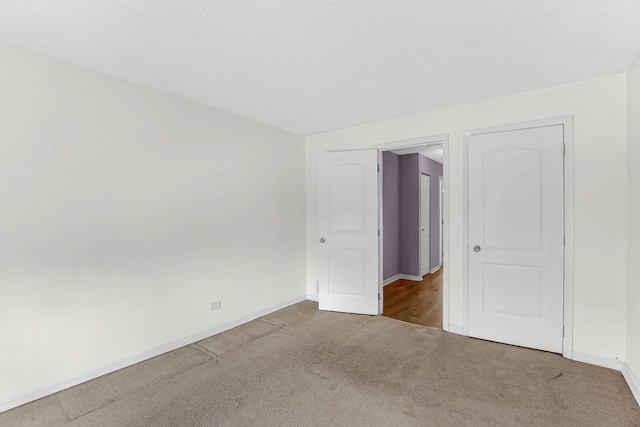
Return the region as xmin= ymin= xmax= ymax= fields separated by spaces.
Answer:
xmin=468 ymin=125 xmax=564 ymax=353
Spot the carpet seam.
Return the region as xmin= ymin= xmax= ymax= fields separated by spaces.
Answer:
xmin=60 ymin=355 xmax=217 ymax=422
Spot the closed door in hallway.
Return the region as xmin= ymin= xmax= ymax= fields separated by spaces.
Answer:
xmin=420 ymin=174 xmax=430 ymax=276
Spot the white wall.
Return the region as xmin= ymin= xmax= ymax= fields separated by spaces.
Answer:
xmin=306 ymin=74 xmax=628 ymax=360
xmin=0 ymin=43 xmax=306 ymax=406
xmin=627 ymin=52 xmax=640 ymax=387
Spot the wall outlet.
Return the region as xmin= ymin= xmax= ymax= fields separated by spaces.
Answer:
xmin=316 ymin=280 xmax=319 ymax=293
xmin=210 ymin=301 xmax=222 ymax=311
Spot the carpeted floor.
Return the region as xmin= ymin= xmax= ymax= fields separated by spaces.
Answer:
xmin=2 ymin=301 xmax=639 ymax=426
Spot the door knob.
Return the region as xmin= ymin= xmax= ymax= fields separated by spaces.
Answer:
xmin=473 ymin=245 xmax=481 ymax=252
xmin=319 ymin=238 xmax=326 ymax=243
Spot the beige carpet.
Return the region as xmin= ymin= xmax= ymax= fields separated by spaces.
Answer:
xmin=2 ymin=301 xmax=639 ymax=426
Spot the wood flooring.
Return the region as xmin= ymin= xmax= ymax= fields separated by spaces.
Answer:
xmin=382 ymin=267 xmax=443 ymax=328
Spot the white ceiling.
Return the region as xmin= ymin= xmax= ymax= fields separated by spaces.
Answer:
xmin=1 ymin=1 xmax=640 ymax=135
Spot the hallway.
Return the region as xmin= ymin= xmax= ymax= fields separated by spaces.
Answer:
xmin=382 ymin=267 xmax=443 ymax=328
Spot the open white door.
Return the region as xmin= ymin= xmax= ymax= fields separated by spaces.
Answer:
xmin=318 ymin=150 xmax=379 ymax=315
xmin=468 ymin=124 xmax=564 ymax=353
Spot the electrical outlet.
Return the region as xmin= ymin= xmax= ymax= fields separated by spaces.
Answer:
xmin=316 ymin=280 xmax=319 ymax=293
xmin=210 ymin=301 xmax=222 ymax=311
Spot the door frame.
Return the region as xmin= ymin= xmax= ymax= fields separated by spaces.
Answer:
xmin=439 ymin=175 xmax=443 ymax=266
xmin=462 ymin=116 xmax=574 ymax=358
xmin=375 ymin=134 xmax=450 ymax=330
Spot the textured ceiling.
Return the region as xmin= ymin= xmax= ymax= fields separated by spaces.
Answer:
xmin=1 ymin=1 xmax=640 ymax=135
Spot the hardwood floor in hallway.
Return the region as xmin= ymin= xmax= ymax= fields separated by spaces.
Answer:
xmin=382 ymin=267 xmax=443 ymax=328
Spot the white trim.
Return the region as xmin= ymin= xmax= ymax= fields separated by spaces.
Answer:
xmin=562 ymin=118 xmax=575 ymax=359
xmin=383 ymin=274 xmax=402 ymax=286
xmin=462 ymin=116 xmax=574 ymax=357
xmin=400 ymin=274 xmax=423 ymax=282
xmin=447 ymin=324 xmax=465 ymax=335
xmin=0 ymin=363 xmax=119 ymax=415
xmin=462 ymin=131 xmax=470 ymax=336
xmin=621 ymin=362 xmax=640 ymax=406
xmin=442 ymin=140 xmax=450 ymax=332
xmin=439 ymin=175 xmax=443 ymax=266
xmin=382 ymin=274 xmax=424 ymax=286
xmin=0 ymin=295 xmax=308 ymax=414
xmin=377 ymin=148 xmax=385 ymax=313
xmin=572 ymin=352 xmax=623 ymax=371
xmin=382 ymin=274 xmax=422 ymax=287
xmin=375 ymin=135 xmax=448 ymax=151
xmin=569 ymin=354 xmax=640 ymax=406
xmin=306 ymin=294 xmax=319 ymax=302
xmin=375 ymin=134 xmax=450 ymax=329
xmin=430 ymin=265 xmax=441 ymax=274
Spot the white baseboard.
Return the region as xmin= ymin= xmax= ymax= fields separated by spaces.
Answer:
xmin=447 ymin=324 xmax=465 ymax=335
xmin=571 ymin=352 xmax=623 ymax=371
xmin=621 ymin=361 xmax=640 ymax=406
xmin=571 ymin=354 xmax=640 ymax=407
xmin=0 ymin=294 xmax=308 ymax=414
xmin=383 ymin=274 xmax=423 ymax=286
xmin=382 ymin=274 xmax=401 ymax=286
xmin=430 ymin=265 xmax=441 ymax=274
xmin=306 ymin=294 xmax=318 ymax=302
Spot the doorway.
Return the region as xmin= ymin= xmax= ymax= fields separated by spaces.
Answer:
xmin=375 ymin=136 xmax=449 ymax=329
xmin=316 ymin=134 xmax=450 ymax=329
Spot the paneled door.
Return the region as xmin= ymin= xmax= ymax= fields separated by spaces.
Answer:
xmin=468 ymin=124 xmax=564 ymax=353
xmin=318 ymin=150 xmax=379 ymax=315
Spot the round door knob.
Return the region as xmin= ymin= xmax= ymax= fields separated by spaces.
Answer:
xmin=473 ymin=245 xmax=481 ymax=252
xmin=319 ymin=238 xmax=326 ymax=243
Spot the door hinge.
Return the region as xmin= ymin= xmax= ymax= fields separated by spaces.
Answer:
xmin=378 ymin=229 xmax=380 ymax=237
xmin=563 ymin=325 xmax=565 ymax=337
xmin=377 ymin=164 xmax=380 ymax=172
xmin=378 ymin=293 xmax=381 ymax=301
xmin=563 ymin=144 xmax=566 ymax=156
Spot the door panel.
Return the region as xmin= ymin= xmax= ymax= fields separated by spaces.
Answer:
xmin=328 ymin=163 xmax=366 ymax=232
xmin=328 ymin=248 xmax=366 ymax=295
xmin=483 ymin=149 xmax=542 ymax=250
xmin=468 ymin=125 xmax=564 ymax=353
xmin=483 ymin=264 xmax=543 ymax=317
xmin=318 ymin=150 xmax=379 ymax=315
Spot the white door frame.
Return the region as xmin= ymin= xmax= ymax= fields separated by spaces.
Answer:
xmin=463 ymin=116 xmax=574 ymax=359
xmin=439 ymin=175 xmax=443 ymax=266
xmin=375 ymin=135 xmax=450 ymax=330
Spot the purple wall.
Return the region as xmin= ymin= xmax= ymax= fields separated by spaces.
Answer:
xmin=382 ymin=152 xmax=443 ymax=280
xmin=382 ymin=151 xmax=400 ymax=279
xmin=399 ymin=154 xmax=421 ymax=276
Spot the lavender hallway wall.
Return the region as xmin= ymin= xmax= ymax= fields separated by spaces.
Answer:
xmin=382 ymin=152 xmax=443 ymax=280
xmin=382 ymin=151 xmax=400 ymax=279
xmin=399 ymin=154 xmax=421 ymax=276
